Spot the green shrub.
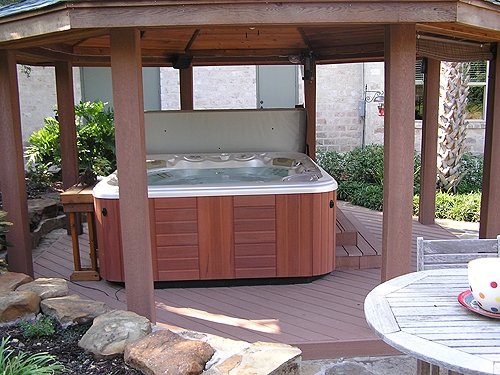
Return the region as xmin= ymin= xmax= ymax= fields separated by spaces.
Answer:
xmin=413 ymin=191 xmax=481 ymax=222
xmin=25 ymin=100 xmax=116 ymax=179
xmin=25 ymin=118 xmax=61 ymax=176
xmin=316 ymin=150 xmax=346 ymax=181
xmin=318 ymin=145 xmax=482 ymax=221
xmin=75 ymin=100 xmax=116 ymax=175
xmin=343 ymin=144 xmax=384 ymax=185
xmin=456 ymin=152 xmax=483 ymax=193
xmin=338 ymin=180 xmax=383 ymax=211
xmin=0 ymin=336 xmax=65 ymax=375
xmin=19 ymin=316 xmax=56 ymax=338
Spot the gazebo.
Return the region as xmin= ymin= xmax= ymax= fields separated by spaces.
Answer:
xmin=1 ymin=0 xmax=499 ymax=323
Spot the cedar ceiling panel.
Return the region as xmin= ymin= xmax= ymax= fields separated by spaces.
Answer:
xmin=140 ymin=28 xmax=195 ymax=52
xmin=189 ymin=27 xmax=308 ymax=51
xmin=301 ymin=25 xmax=385 ymax=49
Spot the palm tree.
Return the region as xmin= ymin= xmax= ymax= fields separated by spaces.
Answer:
xmin=436 ymin=61 xmax=470 ymax=193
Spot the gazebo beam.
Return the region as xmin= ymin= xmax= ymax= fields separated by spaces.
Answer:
xmin=110 ymin=28 xmax=156 ymax=322
xmin=304 ymin=64 xmax=317 ymax=160
xmin=180 ymin=66 xmax=194 ymax=110
xmin=0 ymin=50 xmax=33 ymax=277
xmin=479 ymin=44 xmax=500 ymax=238
xmin=381 ymin=24 xmax=416 ymax=282
xmin=418 ymin=58 xmax=440 ymax=225
xmin=55 ymin=61 xmax=81 ymax=235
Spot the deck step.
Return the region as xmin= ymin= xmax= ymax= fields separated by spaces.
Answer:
xmin=336 ymin=207 xmax=382 ymax=270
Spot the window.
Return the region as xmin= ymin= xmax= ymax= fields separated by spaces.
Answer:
xmin=414 ymin=60 xmax=489 ymax=120
xmin=467 ymin=61 xmax=488 ymax=120
xmin=415 ymin=60 xmax=424 ymax=120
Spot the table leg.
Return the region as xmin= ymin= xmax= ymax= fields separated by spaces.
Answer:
xmin=69 ymin=212 xmax=82 ymax=271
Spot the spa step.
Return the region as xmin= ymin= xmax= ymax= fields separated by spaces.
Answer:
xmin=336 ymin=207 xmax=382 ymax=270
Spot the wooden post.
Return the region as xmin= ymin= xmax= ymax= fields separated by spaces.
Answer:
xmin=55 ymin=61 xmax=82 ymax=235
xmin=381 ymin=24 xmax=416 ymax=281
xmin=180 ymin=66 xmax=194 ymax=110
xmin=110 ymin=28 xmax=156 ymax=323
xmin=419 ymin=58 xmax=440 ymax=225
xmin=0 ymin=50 xmax=33 ymax=277
xmin=479 ymin=44 xmax=500 ymax=238
xmin=304 ymin=66 xmax=317 ymax=160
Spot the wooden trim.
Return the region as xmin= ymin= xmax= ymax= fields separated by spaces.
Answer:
xmin=64 ymin=3 xmax=458 ymax=29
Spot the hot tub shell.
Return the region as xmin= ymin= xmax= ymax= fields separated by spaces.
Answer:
xmin=93 ymin=152 xmax=337 ymax=282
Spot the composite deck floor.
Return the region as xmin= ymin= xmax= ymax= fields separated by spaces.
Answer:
xmin=34 ymin=206 xmax=459 ymax=360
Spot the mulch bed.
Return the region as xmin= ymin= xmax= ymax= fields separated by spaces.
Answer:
xmin=0 ymin=320 xmax=142 ymax=375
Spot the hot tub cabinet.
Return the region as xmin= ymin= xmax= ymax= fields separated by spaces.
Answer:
xmin=93 ymin=151 xmax=337 ymax=282
xmin=94 ymin=192 xmax=335 ymax=282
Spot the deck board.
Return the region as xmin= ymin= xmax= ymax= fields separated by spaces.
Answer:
xmin=33 ymin=205 xmax=460 ymax=360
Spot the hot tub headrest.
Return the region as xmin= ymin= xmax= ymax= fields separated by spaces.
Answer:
xmin=144 ymin=109 xmax=307 ymax=154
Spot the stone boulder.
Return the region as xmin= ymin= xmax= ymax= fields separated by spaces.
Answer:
xmin=27 ymin=198 xmax=59 ymax=232
xmin=16 ymin=277 xmax=68 ymax=300
xmin=79 ymin=310 xmax=152 ymax=358
xmin=0 ymin=290 xmax=40 ymax=323
xmin=40 ymin=294 xmax=107 ymax=327
xmin=125 ymin=329 xmax=215 ymax=375
xmin=0 ymin=272 xmax=33 ymax=291
xmin=209 ymin=341 xmax=301 ymax=375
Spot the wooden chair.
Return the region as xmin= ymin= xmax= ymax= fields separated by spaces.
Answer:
xmin=416 ymin=235 xmax=500 ymax=375
xmin=417 ymin=236 xmax=500 ymax=271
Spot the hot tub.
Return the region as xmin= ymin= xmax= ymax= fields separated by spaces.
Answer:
xmin=93 ymin=152 xmax=337 ymax=282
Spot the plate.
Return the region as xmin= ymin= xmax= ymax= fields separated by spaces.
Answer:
xmin=458 ymin=290 xmax=500 ymax=319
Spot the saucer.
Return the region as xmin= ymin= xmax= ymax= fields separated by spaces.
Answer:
xmin=458 ymin=290 xmax=500 ymax=319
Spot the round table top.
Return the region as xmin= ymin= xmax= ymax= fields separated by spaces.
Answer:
xmin=364 ymin=268 xmax=500 ymax=375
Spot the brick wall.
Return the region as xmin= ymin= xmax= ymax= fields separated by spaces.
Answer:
xmin=17 ymin=64 xmax=486 ymax=155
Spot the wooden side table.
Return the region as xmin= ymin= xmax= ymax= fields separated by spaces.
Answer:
xmin=60 ymin=183 xmax=100 ymax=281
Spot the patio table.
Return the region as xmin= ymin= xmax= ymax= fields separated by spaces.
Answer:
xmin=364 ymin=268 xmax=500 ymax=375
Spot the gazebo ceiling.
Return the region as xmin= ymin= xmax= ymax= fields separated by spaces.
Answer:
xmin=0 ymin=0 xmax=499 ymax=67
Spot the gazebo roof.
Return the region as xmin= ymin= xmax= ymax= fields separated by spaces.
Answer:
xmin=0 ymin=0 xmax=498 ymax=67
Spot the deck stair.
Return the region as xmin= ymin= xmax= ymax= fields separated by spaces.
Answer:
xmin=336 ymin=207 xmax=382 ymax=270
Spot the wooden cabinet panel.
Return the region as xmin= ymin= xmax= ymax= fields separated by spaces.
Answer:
xmin=197 ymin=196 xmax=235 ymax=280
xmin=153 ymin=198 xmax=199 ymax=280
xmin=94 ymin=198 xmax=124 ymax=282
xmin=276 ymin=192 xmax=335 ymax=277
xmin=234 ymin=195 xmax=277 ymax=278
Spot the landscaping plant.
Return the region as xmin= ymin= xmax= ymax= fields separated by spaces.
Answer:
xmin=25 ymin=100 xmax=116 ymax=180
xmin=0 ymin=336 xmax=65 ymax=375
xmin=317 ymin=146 xmax=482 ymax=222
xmin=19 ymin=316 xmax=56 ymax=338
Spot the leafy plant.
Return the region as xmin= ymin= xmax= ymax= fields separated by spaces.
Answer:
xmin=317 ymin=145 xmax=482 ymax=221
xmin=25 ymin=100 xmax=116 ymax=179
xmin=74 ymin=100 xmax=116 ymax=175
xmin=19 ymin=316 xmax=56 ymax=338
xmin=413 ymin=191 xmax=481 ymax=222
xmin=316 ymin=150 xmax=347 ymax=181
xmin=0 ymin=210 xmax=13 ymax=250
xmin=456 ymin=152 xmax=483 ymax=194
xmin=337 ymin=180 xmax=383 ymax=211
xmin=343 ymin=144 xmax=384 ymax=185
xmin=0 ymin=336 xmax=65 ymax=375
